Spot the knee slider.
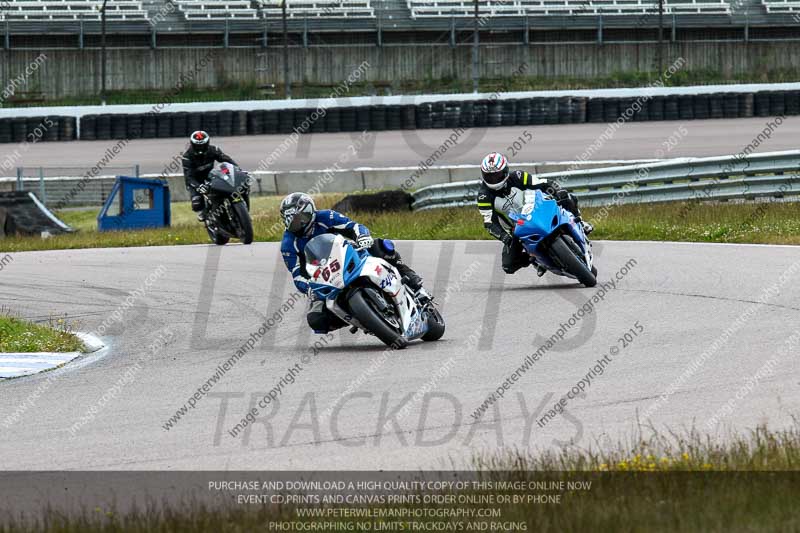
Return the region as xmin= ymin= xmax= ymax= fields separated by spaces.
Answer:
xmin=307 ymin=309 xmax=330 ymax=332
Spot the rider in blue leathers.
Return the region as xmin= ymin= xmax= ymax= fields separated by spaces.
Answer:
xmin=279 ymin=192 xmax=429 ymax=333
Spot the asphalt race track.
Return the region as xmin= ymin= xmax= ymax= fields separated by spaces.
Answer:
xmin=2 ymin=240 xmax=799 ymax=470
xmin=13 ymin=116 xmax=800 ymax=174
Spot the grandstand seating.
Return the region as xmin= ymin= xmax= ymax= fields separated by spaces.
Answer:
xmin=258 ymin=0 xmax=375 ymax=18
xmin=762 ymin=0 xmax=800 ymax=13
xmin=174 ymin=0 xmax=259 ymax=20
xmin=174 ymin=0 xmax=374 ymax=20
xmin=1 ymin=1 xmax=148 ymax=21
xmin=406 ymin=0 xmax=730 ymax=17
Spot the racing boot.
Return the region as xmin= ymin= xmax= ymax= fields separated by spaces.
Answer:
xmin=375 ymin=239 xmax=432 ymax=302
xmin=391 ymin=257 xmax=431 ymax=303
xmin=395 ymin=263 xmax=427 ymax=297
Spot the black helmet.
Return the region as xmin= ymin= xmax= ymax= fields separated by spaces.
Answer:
xmin=280 ymin=192 xmax=316 ymax=236
xmin=190 ymin=130 xmax=210 ymax=156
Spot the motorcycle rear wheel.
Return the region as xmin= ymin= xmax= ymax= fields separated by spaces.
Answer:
xmin=551 ymin=235 xmax=596 ymax=287
xmin=348 ymin=290 xmax=407 ymax=349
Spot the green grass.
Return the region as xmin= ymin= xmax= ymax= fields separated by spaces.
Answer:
xmin=2 ymin=196 xmax=796 ymax=253
xmin=0 ymin=315 xmax=83 ymax=353
xmin=10 ymin=68 xmax=800 ymax=107
xmin=590 ymin=201 xmax=800 ymax=245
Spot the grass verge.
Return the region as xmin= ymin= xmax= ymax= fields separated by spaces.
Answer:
xmin=0 ymin=315 xmax=83 ymax=353
xmin=3 ymin=424 xmax=800 ymax=531
xmin=2 ymin=196 xmax=798 ymax=252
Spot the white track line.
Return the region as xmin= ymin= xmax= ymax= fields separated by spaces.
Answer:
xmin=0 ymin=333 xmax=105 ymax=379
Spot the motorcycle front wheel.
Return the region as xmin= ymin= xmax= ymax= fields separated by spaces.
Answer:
xmin=550 ymin=235 xmax=596 ymax=287
xmin=206 ymin=225 xmax=230 ymax=246
xmin=348 ymin=290 xmax=407 ymax=349
xmin=232 ymin=201 xmax=254 ymax=245
xmin=422 ymin=306 xmax=445 ymax=341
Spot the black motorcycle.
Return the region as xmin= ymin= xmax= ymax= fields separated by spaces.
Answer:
xmin=201 ymin=164 xmax=254 ymax=246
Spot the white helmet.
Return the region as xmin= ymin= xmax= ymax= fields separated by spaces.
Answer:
xmin=480 ymin=152 xmax=510 ymax=190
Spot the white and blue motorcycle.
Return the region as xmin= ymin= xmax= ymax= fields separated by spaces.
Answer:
xmin=304 ymin=233 xmax=445 ymax=348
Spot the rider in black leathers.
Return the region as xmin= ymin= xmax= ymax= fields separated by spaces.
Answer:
xmin=182 ymin=130 xmax=238 ymax=220
xmin=476 ymin=152 xmax=593 ymax=275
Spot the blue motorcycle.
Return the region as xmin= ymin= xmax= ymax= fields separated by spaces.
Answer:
xmin=510 ymin=190 xmax=597 ymax=287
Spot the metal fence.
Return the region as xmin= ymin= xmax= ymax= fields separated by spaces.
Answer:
xmin=411 ymin=150 xmax=800 ymax=210
xmin=6 ymin=166 xmax=140 ymax=207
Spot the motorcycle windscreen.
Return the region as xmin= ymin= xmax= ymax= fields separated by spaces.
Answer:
xmin=513 ymin=191 xmax=562 ymax=244
xmin=305 ymin=233 xmax=337 ymax=266
xmin=233 ymin=170 xmax=251 ymax=190
xmin=207 ymin=174 xmax=236 ymax=195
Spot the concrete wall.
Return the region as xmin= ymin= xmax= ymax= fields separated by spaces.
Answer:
xmin=3 ymin=41 xmax=800 ymax=99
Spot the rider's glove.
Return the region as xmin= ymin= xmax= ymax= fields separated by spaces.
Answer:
xmin=356 ymin=234 xmax=374 ymax=250
xmin=501 ymin=233 xmax=514 ymax=247
xmin=196 ymin=183 xmax=209 ymax=195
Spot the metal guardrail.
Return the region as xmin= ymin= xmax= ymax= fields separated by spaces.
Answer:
xmin=411 ymin=150 xmax=800 ymax=210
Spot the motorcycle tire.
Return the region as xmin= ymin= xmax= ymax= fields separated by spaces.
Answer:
xmin=207 ymin=225 xmax=230 ymax=246
xmin=232 ymin=201 xmax=254 ymax=245
xmin=421 ymin=306 xmax=445 ymax=342
xmin=551 ymin=235 xmax=596 ymax=287
xmin=348 ymin=290 xmax=407 ymax=349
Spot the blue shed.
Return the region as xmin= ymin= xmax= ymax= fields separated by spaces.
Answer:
xmin=98 ymin=176 xmax=171 ymax=232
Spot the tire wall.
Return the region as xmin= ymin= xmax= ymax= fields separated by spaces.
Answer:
xmin=0 ymin=90 xmax=794 ymax=143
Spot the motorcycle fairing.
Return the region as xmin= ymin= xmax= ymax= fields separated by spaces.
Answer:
xmin=511 ymin=190 xmax=593 ymax=274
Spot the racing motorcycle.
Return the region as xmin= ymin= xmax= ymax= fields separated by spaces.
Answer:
xmin=202 ymin=163 xmax=254 ymax=246
xmin=304 ymin=233 xmax=445 ymax=348
xmin=511 ymin=189 xmax=597 ymax=287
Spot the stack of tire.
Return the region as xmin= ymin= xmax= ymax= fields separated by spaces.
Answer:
xmin=0 ymin=115 xmax=76 ymax=143
xmin=5 ymin=88 xmax=799 ymax=145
